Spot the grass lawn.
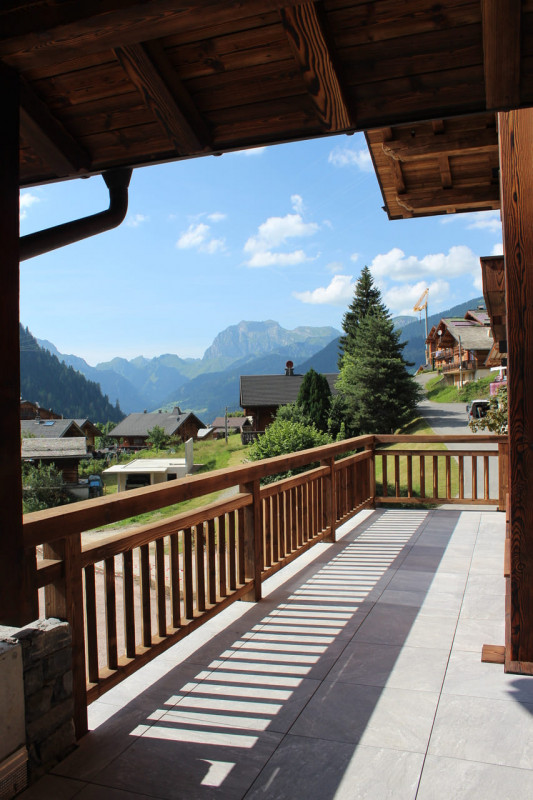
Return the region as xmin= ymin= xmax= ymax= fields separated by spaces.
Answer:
xmin=425 ymin=374 xmax=492 ymax=403
xmin=374 ymin=417 xmax=460 ymax=502
xmin=95 ymin=434 xmax=251 ymax=532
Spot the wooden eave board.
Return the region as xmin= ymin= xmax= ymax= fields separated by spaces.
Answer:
xmin=3 ymin=0 xmax=533 ymax=187
xmin=365 ymin=114 xmax=500 ymax=220
xmin=481 ymin=255 xmax=507 ymax=343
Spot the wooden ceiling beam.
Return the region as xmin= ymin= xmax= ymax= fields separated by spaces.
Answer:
xmin=396 ymin=184 xmax=500 ymax=214
xmin=438 ymin=154 xmax=452 ymax=189
xmin=19 ymin=79 xmax=91 ymax=176
xmin=0 ymin=0 xmax=304 ymax=70
xmin=482 ymin=0 xmax=521 ymax=110
xmin=280 ymin=3 xmax=352 ymax=132
xmin=382 ymin=128 xmax=497 ymax=162
xmin=113 ymin=43 xmax=208 ymax=154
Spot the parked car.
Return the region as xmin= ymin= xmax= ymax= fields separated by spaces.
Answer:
xmin=466 ymin=399 xmax=490 ymax=421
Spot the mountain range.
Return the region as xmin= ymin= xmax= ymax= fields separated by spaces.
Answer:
xmin=32 ymin=299 xmax=484 ymax=423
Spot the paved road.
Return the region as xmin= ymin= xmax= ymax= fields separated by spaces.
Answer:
xmin=417 ymin=398 xmax=499 ymax=503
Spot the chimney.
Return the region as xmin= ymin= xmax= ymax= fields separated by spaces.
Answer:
xmin=285 ymin=360 xmax=294 ymax=376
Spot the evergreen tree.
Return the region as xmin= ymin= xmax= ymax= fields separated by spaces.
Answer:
xmin=336 ymin=314 xmax=422 ymax=435
xmin=296 ymin=368 xmax=332 ymax=432
xmin=338 ymin=265 xmax=388 ymax=367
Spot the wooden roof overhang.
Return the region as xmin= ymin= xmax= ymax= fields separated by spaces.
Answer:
xmin=1 ymin=0 xmax=531 ymax=189
xmin=480 ymin=254 xmax=507 ymax=349
xmin=365 ymin=114 xmax=501 ymax=219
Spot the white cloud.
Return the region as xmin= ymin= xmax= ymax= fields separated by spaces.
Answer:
xmin=234 ymin=146 xmax=267 ymax=157
xmin=20 ymin=192 xmax=40 ymax=220
xmin=243 ymin=203 xmax=319 ymax=268
xmin=492 ymin=242 xmax=504 ymax=256
xmin=294 ymin=274 xmax=355 ymax=305
xmin=126 ymin=213 xmax=148 ymax=227
xmin=208 ymin=212 xmax=226 ymax=223
xmin=440 ymin=209 xmax=502 ymax=233
xmin=328 ymin=146 xmax=372 ymax=171
xmin=370 ymin=245 xmax=479 ymax=281
xmin=327 ymin=261 xmax=344 ymax=274
xmin=176 ymin=222 xmax=226 ymax=254
xmin=382 ymin=279 xmax=450 ymax=316
xmin=291 ymin=194 xmax=304 ymax=215
xmin=350 ymin=252 xmax=359 ymax=263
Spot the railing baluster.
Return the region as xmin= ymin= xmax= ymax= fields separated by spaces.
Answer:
xmin=237 ymin=508 xmax=245 ymax=585
xmin=484 ymin=454 xmax=490 ymax=499
xmin=407 ymin=455 xmax=413 ymax=498
xmin=207 ymin=519 xmax=217 ymax=606
xmin=297 ymin=484 xmax=303 ymax=547
xmin=84 ymin=564 xmax=99 ymax=683
xmin=170 ymin=532 xmax=181 ymax=628
xmin=382 ymin=454 xmax=388 ymax=497
xmin=446 ymin=455 xmax=451 ymax=499
xmin=122 ymin=550 xmax=136 ymax=658
xmin=155 ymin=538 xmax=166 ymax=637
xmin=272 ymin=493 xmax=279 ymax=562
xmin=183 ymin=528 xmax=193 ymax=620
xmin=433 ymin=455 xmax=439 ymax=499
xmin=218 ymin=514 xmax=227 ymax=597
xmin=104 ymin=557 xmax=117 ymax=670
xmin=395 ymin=454 xmax=400 ymax=497
xmin=140 ymin=544 xmax=152 ymax=647
xmin=263 ymin=497 xmax=271 ymax=569
xmin=228 ymin=513 xmax=236 ymax=591
xmin=195 ymin=523 xmax=206 ymax=612
xmin=472 ymin=456 xmax=478 ymax=500
xmin=419 ymin=455 xmax=425 ymax=499
xmin=459 ymin=455 xmax=464 ymax=499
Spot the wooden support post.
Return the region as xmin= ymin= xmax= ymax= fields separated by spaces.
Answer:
xmin=321 ymin=457 xmax=336 ymax=543
xmin=0 ymin=65 xmax=37 ymax=625
xmin=44 ymin=536 xmax=87 ymax=738
xmin=499 ymin=108 xmax=533 ymax=673
xmin=365 ymin=440 xmax=376 ymax=504
xmin=498 ymin=441 xmax=509 ymax=512
xmin=239 ymin=480 xmax=262 ymax=602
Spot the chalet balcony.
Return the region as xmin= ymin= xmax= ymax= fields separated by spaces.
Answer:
xmin=13 ymin=432 xmax=528 ymax=798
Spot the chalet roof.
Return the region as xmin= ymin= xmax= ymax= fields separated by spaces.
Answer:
xmin=211 ymin=416 xmax=252 ymax=430
xmin=4 ymin=2 xmax=531 ymax=190
xmin=440 ymin=320 xmax=493 ymax=352
xmin=21 ymin=437 xmax=89 ymax=460
xmin=240 ymin=374 xmax=338 ymax=408
xmin=20 ymin=419 xmax=85 ymax=438
xmin=108 ymin=410 xmax=205 ymax=438
xmin=74 ymin=419 xmax=102 ymax=437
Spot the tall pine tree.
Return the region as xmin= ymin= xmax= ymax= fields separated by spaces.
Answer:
xmin=296 ymin=368 xmax=332 ymax=432
xmin=336 ymin=314 xmax=422 ymax=435
xmin=338 ymin=265 xmax=388 ymax=367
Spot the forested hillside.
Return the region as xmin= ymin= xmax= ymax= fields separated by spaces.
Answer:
xmin=20 ymin=326 xmax=124 ymax=423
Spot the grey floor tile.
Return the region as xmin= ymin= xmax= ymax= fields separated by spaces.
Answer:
xmin=353 ymin=603 xmax=457 ymax=649
xmin=418 ymin=754 xmax=533 ymax=800
xmin=289 ymin=681 xmax=438 ymax=752
xmin=429 ymin=693 xmax=533 ymax=768
xmin=244 ymin=736 xmax=424 ymax=800
xmin=452 ymin=616 xmax=504 ymax=653
xmin=442 ymin=650 xmax=533 ymax=704
xmin=327 ymin=640 xmax=449 ymax=693
xmin=459 ymin=590 xmax=504 ymax=620
xmin=89 ymin=727 xmax=284 ymax=800
xmin=17 ymin=775 xmax=86 ymax=800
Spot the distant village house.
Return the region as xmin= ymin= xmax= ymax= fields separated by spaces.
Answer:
xmin=108 ymin=407 xmax=206 ymax=450
xmin=426 ymin=307 xmax=494 ymax=386
xmin=240 ymin=362 xmax=338 ymax=431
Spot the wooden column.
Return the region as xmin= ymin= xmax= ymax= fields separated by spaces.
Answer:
xmin=320 ymin=458 xmax=336 ymax=542
xmin=239 ymin=480 xmax=262 ymax=602
xmin=499 ymin=108 xmax=533 ymax=673
xmin=0 ymin=65 xmax=37 ymax=625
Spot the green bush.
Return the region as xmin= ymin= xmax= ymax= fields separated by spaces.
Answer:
xmin=248 ymin=418 xmax=332 ymax=484
xmin=22 ymin=463 xmax=73 ymax=513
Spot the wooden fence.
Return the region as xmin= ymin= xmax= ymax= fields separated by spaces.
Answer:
xmin=23 ymin=433 xmax=507 ymax=738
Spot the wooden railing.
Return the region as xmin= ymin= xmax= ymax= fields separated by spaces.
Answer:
xmin=23 ymin=433 xmax=507 ymax=738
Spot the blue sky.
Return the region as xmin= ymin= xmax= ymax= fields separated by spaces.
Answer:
xmin=20 ymin=132 xmax=503 ymax=365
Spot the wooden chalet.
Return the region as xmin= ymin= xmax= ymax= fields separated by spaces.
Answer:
xmin=20 ymin=400 xmax=61 ymax=421
xmin=21 ymin=437 xmax=90 ymax=484
xmin=240 ymin=370 xmax=338 ymax=430
xmin=3 ymin=0 xmax=533 ymax=758
xmin=108 ymin=407 xmax=206 ymax=449
xmin=427 ymin=310 xmax=494 ymax=386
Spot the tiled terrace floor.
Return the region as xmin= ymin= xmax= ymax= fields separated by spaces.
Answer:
xmin=20 ymin=507 xmax=533 ymax=800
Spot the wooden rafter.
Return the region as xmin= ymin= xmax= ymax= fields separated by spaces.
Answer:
xmin=396 ymin=185 xmax=500 ymax=214
xmin=482 ymin=0 xmax=521 ymax=110
xmin=382 ymin=128 xmax=497 ymax=162
xmin=280 ymin=3 xmax=351 ymax=132
xmin=113 ymin=43 xmax=207 ymax=155
xmin=19 ymin=79 xmax=91 ymax=176
xmin=438 ymin=154 xmax=452 ymax=189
